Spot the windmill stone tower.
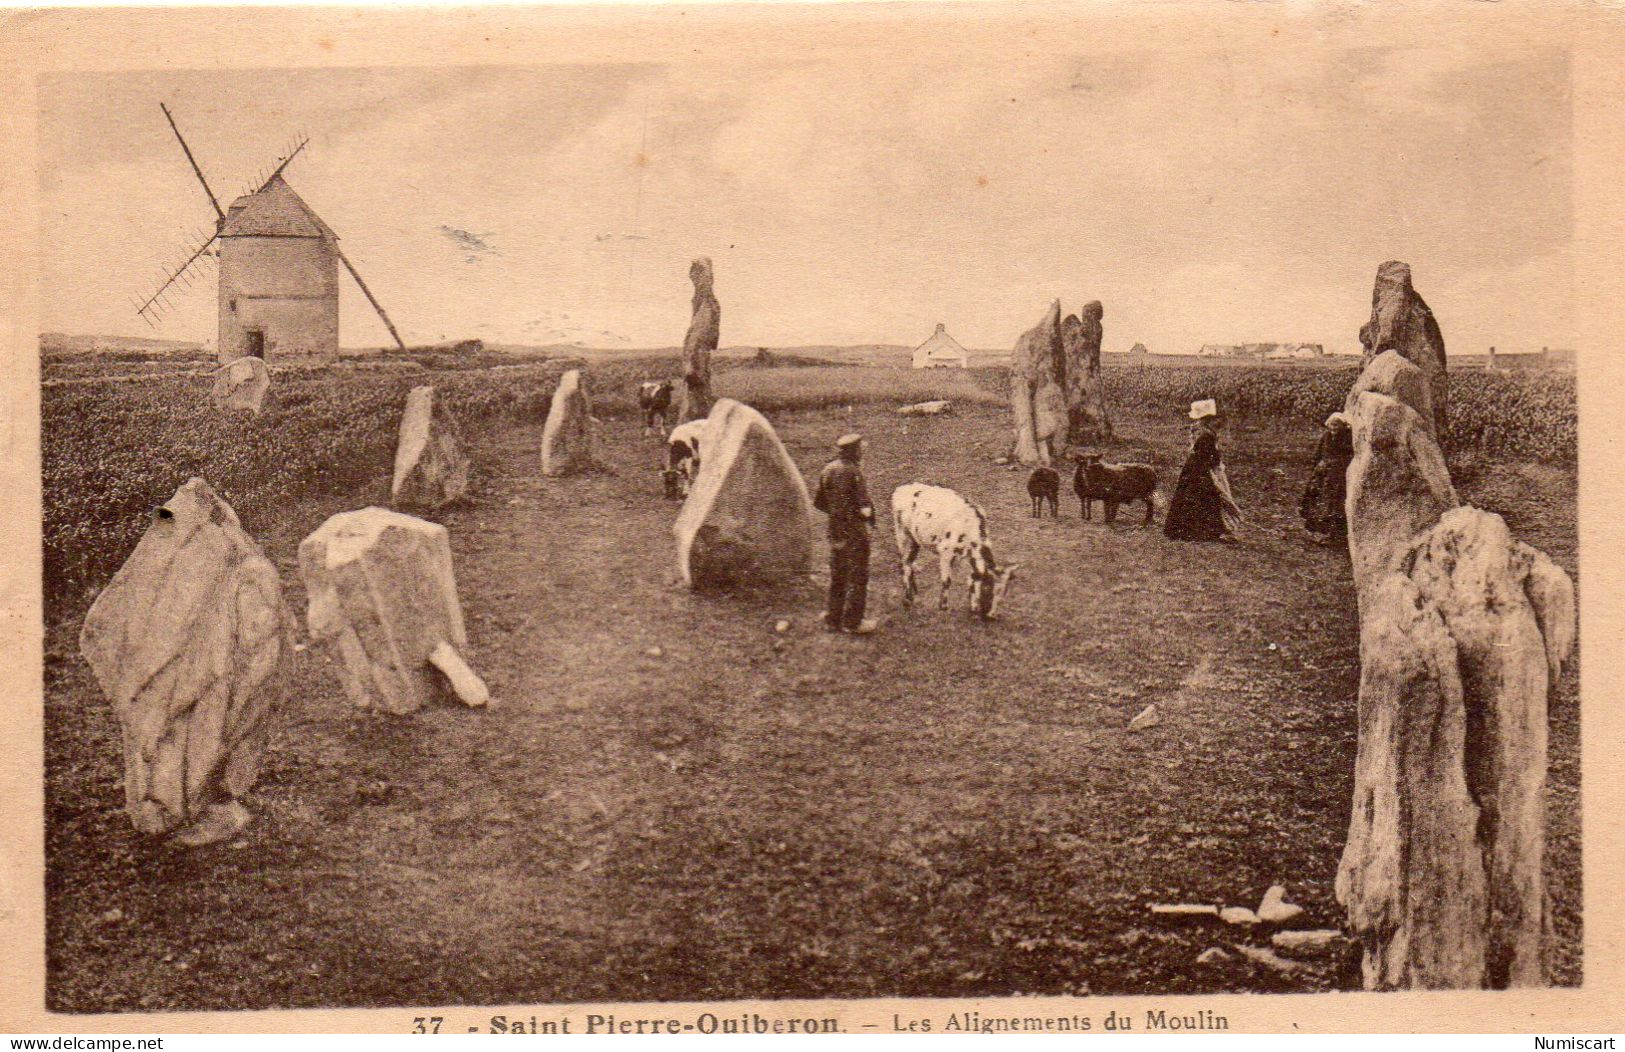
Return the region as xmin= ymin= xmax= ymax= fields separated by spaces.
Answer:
xmin=139 ymin=103 xmax=406 ymax=364
xmin=217 ymin=174 xmax=339 ymax=363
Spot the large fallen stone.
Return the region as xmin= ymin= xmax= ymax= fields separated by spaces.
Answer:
xmin=1336 ymin=507 xmax=1575 ymax=990
xmin=210 ymin=356 xmax=270 ymax=415
xmin=1359 ymin=260 xmax=1448 ymax=429
xmin=1062 ymin=300 xmax=1112 ymax=445
xmin=540 ymin=369 xmax=598 ymax=477
xmin=391 ymin=385 xmax=470 ymax=510
xmin=674 ymin=398 xmax=815 ymax=589
xmin=1010 ymin=300 xmax=1065 ymax=465
xmin=1344 ymin=391 xmax=1457 ymax=612
xmin=897 ymin=400 xmax=952 ymax=417
xmin=1344 ymin=350 xmax=1435 ymax=434
xmin=677 ymin=257 xmax=720 ymax=423
xmin=79 ymin=478 xmax=292 ymax=844
xmin=300 ymin=508 xmax=489 ymax=714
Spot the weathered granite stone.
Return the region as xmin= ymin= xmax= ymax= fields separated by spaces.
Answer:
xmin=1337 ymin=507 xmax=1575 ymax=990
xmin=79 ymin=478 xmax=291 ymax=844
xmin=674 ymin=398 xmax=815 ymax=589
xmin=300 ymin=508 xmax=489 ymax=714
xmin=1344 ymin=391 xmax=1458 ymax=612
xmin=677 ymin=257 xmax=720 ymax=423
xmin=540 ymin=369 xmax=598 ymax=477
xmin=1359 ymin=260 xmax=1448 ymax=429
xmin=1063 ymin=300 xmax=1112 ymax=445
xmin=1010 ymin=300 xmax=1065 ymax=465
xmin=1345 ymin=350 xmax=1435 ymax=434
xmin=210 ymin=356 xmax=270 ymax=415
xmin=391 ymin=386 xmax=470 ymax=510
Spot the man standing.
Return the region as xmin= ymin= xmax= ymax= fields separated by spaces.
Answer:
xmin=813 ymin=433 xmax=877 ymax=635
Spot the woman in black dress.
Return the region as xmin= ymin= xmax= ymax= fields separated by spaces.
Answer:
xmin=1299 ymin=412 xmax=1354 ymax=543
xmin=1164 ymin=399 xmax=1242 ymax=542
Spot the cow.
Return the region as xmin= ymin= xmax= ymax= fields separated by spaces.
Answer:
xmin=662 ymin=418 xmax=707 ymax=499
xmin=1073 ymin=453 xmax=1158 ymax=525
xmin=638 ymin=380 xmax=675 ymax=435
xmin=891 ymin=483 xmax=1019 ymax=620
xmin=1026 ymin=466 xmax=1060 ymax=518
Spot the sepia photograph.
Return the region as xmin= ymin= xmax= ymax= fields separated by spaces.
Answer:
xmin=2 ymin=0 xmax=1622 ymax=1036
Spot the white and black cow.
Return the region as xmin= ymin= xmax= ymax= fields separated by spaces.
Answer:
xmin=638 ymin=380 xmax=675 ymax=435
xmin=891 ymin=483 xmax=1019 ymax=620
xmin=662 ymin=418 xmax=708 ymax=499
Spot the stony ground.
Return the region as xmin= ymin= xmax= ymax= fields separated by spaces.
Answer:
xmin=43 ymin=402 xmax=1579 ymax=1011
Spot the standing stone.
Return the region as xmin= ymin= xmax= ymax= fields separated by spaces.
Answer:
xmin=300 ymin=508 xmax=489 ymax=714
xmin=1359 ymin=261 xmax=1448 ymax=430
xmin=1337 ymin=508 xmax=1574 ymax=989
xmin=391 ymin=385 xmax=470 ymax=510
xmin=209 ymin=356 xmax=270 ymax=415
xmin=1402 ymin=508 xmax=1574 ymax=987
xmin=1345 ymin=350 xmax=1436 ymax=434
xmin=1063 ymin=300 xmax=1112 ymax=445
xmin=674 ymin=398 xmax=815 ymax=589
xmin=1010 ymin=300 xmax=1066 ymax=465
xmin=676 ymin=257 xmax=720 ymax=423
xmin=79 ymin=478 xmax=291 ymax=845
xmin=540 ymin=369 xmax=598 ymax=477
xmin=1344 ymin=391 xmax=1457 ymax=612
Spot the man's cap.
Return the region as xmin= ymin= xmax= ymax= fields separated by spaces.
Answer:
xmin=836 ymin=433 xmax=864 ymax=449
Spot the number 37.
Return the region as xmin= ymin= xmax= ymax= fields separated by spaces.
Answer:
xmin=412 ymin=1017 xmax=444 ymax=1034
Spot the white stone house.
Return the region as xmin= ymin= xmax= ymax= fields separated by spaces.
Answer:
xmin=912 ymin=323 xmax=970 ymax=369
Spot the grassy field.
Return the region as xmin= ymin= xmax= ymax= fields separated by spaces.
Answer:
xmin=41 ymin=359 xmax=1579 ymax=1010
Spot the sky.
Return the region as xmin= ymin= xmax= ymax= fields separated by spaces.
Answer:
xmin=38 ymin=43 xmax=1574 ymax=354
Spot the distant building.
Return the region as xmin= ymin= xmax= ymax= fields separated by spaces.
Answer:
xmin=1198 ymin=342 xmax=1323 ymax=359
xmin=1126 ymin=342 xmax=1150 ymax=358
xmin=1486 ymin=346 xmax=1575 ymax=373
xmin=912 ymin=323 xmax=970 ymax=369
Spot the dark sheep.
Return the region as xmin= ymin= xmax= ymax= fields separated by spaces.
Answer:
xmin=1074 ymin=454 xmax=1158 ymax=525
xmin=1027 ymin=466 xmax=1060 ymax=518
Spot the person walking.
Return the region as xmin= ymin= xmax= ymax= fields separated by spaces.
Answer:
xmin=1299 ymin=412 xmax=1354 ymax=544
xmin=813 ymin=433 xmax=878 ymax=634
xmin=1163 ymin=398 xmax=1244 ymax=542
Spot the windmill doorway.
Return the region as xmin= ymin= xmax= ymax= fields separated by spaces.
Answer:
xmin=245 ymin=329 xmax=265 ymax=360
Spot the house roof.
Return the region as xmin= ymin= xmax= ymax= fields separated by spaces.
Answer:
xmin=914 ymin=323 xmax=969 ymax=359
xmin=219 ymin=175 xmax=337 ymax=239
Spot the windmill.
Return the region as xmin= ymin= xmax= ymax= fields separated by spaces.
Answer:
xmin=136 ymin=102 xmax=407 ymax=361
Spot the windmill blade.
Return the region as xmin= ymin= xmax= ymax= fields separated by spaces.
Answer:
xmin=160 ymin=103 xmax=225 ymax=221
xmin=336 ymin=248 xmax=407 ymax=351
xmin=252 ymin=136 xmax=309 ymax=194
xmin=136 ymin=231 xmax=218 ymax=322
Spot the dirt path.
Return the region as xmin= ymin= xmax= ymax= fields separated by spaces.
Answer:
xmin=44 ymin=404 xmax=1579 ymax=1010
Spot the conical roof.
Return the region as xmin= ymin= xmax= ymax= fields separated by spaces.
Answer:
xmin=219 ymin=174 xmax=336 ymax=239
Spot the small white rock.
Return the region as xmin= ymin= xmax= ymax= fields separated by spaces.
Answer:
xmin=1271 ymin=930 xmax=1344 ymax=958
xmin=645 ymin=646 xmax=664 ymax=658
xmin=1257 ymin=884 xmax=1305 ymax=925
xmin=774 ymin=619 xmax=791 ymax=634
xmin=1196 ymin=946 xmax=1231 ymax=965
xmin=1128 ymin=704 xmax=1160 ymax=731
xmin=1219 ymin=906 xmax=1261 ymax=926
xmin=1149 ymin=903 xmax=1219 ymax=919
xmin=1237 ymin=944 xmax=1304 ymax=974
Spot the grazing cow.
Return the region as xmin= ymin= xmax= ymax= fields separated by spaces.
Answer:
xmin=639 ymin=381 xmax=675 ymax=435
xmin=891 ymin=483 xmax=1019 ymax=620
xmin=1026 ymin=466 xmax=1060 ymax=518
xmin=662 ymin=418 xmax=707 ymax=499
xmin=1073 ymin=453 xmax=1158 ymax=525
